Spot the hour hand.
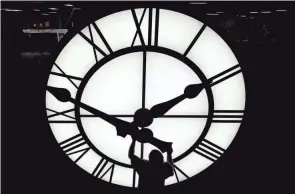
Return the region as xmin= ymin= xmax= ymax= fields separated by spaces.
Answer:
xmin=150 ymin=83 xmax=204 ymax=118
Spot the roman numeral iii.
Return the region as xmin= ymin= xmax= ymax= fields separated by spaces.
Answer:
xmin=213 ymin=110 xmax=244 ymax=123
xmin=194 ymin=139 xmax=225 ymax=162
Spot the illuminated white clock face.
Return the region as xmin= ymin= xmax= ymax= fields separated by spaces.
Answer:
xmin=46 ymin=8 xmax=245 ymax=188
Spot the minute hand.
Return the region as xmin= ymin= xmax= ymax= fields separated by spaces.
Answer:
xmin=150 ymin=83 xmax=204 ymax=118
xmin=47 ymin=86 xmax=137 ymax=138
xmin=47 ymin=86 xmax=172 ymax=152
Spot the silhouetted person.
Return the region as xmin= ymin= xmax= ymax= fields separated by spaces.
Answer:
xmin=129 ymin=138 xmax=174 ymax=194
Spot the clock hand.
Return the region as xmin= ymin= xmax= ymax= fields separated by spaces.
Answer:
xmin=47 ymin=86 xmax=135 ymax=137
xmin=150 ymin=84 xmax=204 ymax=118
xmin=47 ymin=86 xmax=172 ymax=153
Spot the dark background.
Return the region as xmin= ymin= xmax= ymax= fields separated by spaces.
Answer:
xmin=2 ymin=1 xmax=294 ymax=194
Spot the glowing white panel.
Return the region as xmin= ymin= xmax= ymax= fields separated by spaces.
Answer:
xmin=186 ymin=26 xmax=239 ymax=79
xmin=49 ymin=123 xmax=80 ymax=144
xmin=112 ymin=166 xmax=134 ymax=187
xmin=81 ymin=117 xmax=134 ymax=165
xmin=145 ymin=52 xmax=207 ymax=115
xmin=149 ymin=118 xmax=207 ymax=158
xmin=55 ymin=34 xmax=101 ymax=78
xmin=81 ymin=53 xmax=142 ymax=115
xmin=205 ymin=123 xmax=240 ymax=150
xmin=94 ymin=10 xmax=138 ymax=51
xmin=158 ymin=9 xmax=204 ymax=54
xmin=212 ymin=74 xmax=245 ymax=110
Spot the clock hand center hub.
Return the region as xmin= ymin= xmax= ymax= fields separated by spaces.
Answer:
xmin=133 ymin=108 xmax=153 ymax=127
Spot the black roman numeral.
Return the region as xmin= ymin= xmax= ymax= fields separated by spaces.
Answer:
xmin=47 ymin=108 xmax=75 ymax=120
xmin=131 ymin=9 xmax=145 ymax=46
xmin=184 ymin=24 xmax=206 ymax=56
xmin=51 ymin=63 xmax=82 ymax=89
xmin=173 ymin=165 xmax=189 ymax=182
xmin=91 ymin=22 xmax=113 ymax=54
xmin=213 ymin=110 xmax=244 ymax=123
xmin=151 ymin=8 xmax=160 ymax=46
xmin=88 ymin=25 xmax=98 ymax=62
xmin=131 ymin=8 xmax=160 ymax=47
xmin=92 ymin=158 xmax=114 ymax=182
xmin=48 ymin=120 xmax=76 ymax=123
xmin=132 ymin=169 xmax=136 ymax=187
xmin=131 ymin=8 xmax=147 ymax=47
xmin=100 ymin=164 xmax=115 ymax=183
xmin=59 ymin=134 xmax=89 ymax=161
xmin=194 ymin=139 xmax=225 ymax=162
xmin=208 ymin=64 xmax=242 ymax=87
xmin=79 ymin=23 xmax=113 ymax=57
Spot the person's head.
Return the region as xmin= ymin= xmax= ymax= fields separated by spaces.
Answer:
xmin=149 ymin=150 xmax=164 ymax=165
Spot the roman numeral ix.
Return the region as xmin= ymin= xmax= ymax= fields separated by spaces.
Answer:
xmin=59 ymin=134 xmax=90 ymax=163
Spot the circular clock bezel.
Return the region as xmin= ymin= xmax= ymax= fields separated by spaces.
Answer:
xmin=45 ymin=6 xmax=249 ymax=186
xmin=74 ymin=45 xmax=215 ymax=168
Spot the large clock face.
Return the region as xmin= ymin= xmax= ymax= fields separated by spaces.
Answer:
xmin=46 ymin=8 xmax=245 ymax=188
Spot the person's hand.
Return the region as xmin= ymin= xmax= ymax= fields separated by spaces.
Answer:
xmin=167 ymin=145 xmax=173 ymax=154
xmin=137 ymin=128 xmax=153 ymax=143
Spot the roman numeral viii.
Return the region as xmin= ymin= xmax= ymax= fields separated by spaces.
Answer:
xmin=59 ymin=134 xmax=90 ymax=163
xmin=194 ymin=139 xmax=225 ymax=162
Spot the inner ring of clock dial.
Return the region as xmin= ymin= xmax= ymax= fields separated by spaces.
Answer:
xmin=75 ymin=46 xmax=214 ymax=166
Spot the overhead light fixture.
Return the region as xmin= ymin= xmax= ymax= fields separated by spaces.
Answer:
xmin=49 ymin=12 xmax=57 ymax=14
xmin=65 ymin=4 xmax=74 ymax=7
xmin=216 ymin=12 xmax=224 ymax=14
xmin=42 ymin=13 xmax=49 ymax=16
xmin=261 ymin=11 xmax=271 ymax=14
xmin=240 ymin=15 xmax=246 ymax=17
xmin=74 ymin=7 xmax=82 ymax=10
xmin=206 ymin=13 xmax=219 ymax=16
xmin=5 ymin=8 xmax=22 ymax=12
xmin=48 ymin=8 xmax=58 ymax=10
xmin=33 ymin=9 xmax=40 ymax=11
xmin=190 ymin=2 xmax=207 ymax=5
xmin=250 ymin=12 xmax=259 ymax=14
xmin=276 ymin=10 xmax=287 ymax=12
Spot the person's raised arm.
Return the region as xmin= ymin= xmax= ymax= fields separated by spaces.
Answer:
xmin=165 ymin=147 xmax=174 ymax=178
xmin=128 ymin=138 xmax=136 ymax=159
xmin=167 ymin=148 xmax=174 ymax=167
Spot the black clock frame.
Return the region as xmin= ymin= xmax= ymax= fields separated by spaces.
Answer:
xmin=45 ymin=6 xmax=247 ymax=180
xmin=74 ymin=45 xmax=214 ymax=168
